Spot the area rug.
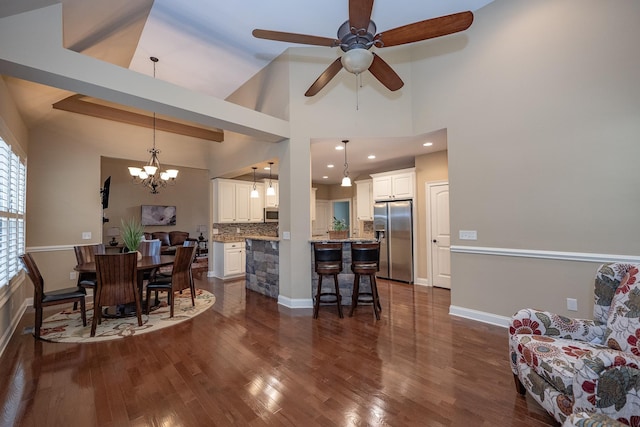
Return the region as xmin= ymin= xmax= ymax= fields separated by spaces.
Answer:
xmin=38 ymin=288 xmax=215 ymax=343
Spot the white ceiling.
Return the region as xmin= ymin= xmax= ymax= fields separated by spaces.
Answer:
xmin=3 ymin=0 xmax=493 ymax=184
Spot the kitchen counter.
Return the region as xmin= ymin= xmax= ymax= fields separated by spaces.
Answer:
xmin=211 ymin=235 xmax=278 ymax=243
xmin=309 ymin=237 xmax=376 ymax=243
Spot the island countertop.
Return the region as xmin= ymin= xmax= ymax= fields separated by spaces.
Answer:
xmin=309 ymin=237 xmax=376 ymax=243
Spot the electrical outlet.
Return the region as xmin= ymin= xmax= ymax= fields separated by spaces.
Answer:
xmin=236 ymin=227 xmax=241 ymax=234
xmin=459 ymin=230 xmax=477 ymax=240
xmin=82 ymin=231 xmax=91 ymax=240
xmin=70 ymin=271 xmax=77 ymax=280
xmin=567 ymin=298 xmax=578 ymax=311
xmin=212 ymin=228 xmax=219 ymax=235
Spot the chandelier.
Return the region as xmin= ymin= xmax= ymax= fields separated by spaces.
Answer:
xmin=128 ymin=57 xmax=179 ymax=194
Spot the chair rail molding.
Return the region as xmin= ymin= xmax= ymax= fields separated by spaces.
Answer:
xmin=450 ymin=245 xmax=640 ymax=264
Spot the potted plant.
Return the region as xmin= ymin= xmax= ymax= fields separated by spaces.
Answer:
xmin=121 ymin=218 xmax=145 ymax=258
xmin=329 ymin=217 xmax=349 ymax=240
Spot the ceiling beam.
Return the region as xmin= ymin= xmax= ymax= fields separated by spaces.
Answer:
xmin=53 ymin=95 xmax=224 ymax=142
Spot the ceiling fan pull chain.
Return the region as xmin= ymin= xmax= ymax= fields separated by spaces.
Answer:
xmin=356 ymin=74 xmax=360 ymax=111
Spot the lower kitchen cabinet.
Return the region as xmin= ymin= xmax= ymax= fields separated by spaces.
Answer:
xmin=212 ymin=240 xmax=246 ymax=279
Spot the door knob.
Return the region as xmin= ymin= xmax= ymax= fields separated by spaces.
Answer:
xmin=432 ymin=239 xmax=437 ymax=243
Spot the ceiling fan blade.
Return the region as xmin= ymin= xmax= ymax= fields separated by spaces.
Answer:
xmin=368 ymin=53 xmax=404 ymax=91
xmin=349 ymin=0 xmax=375 ymax=32
xmin=305 ymin=58 xmax=344 ymax=97
xmin=252 ymin=29 xmax=339 ymax=47
xmin=375 ymin=11 xmax=473 ymax=47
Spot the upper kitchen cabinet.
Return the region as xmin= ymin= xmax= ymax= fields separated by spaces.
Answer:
xmin=371 ymin=168 xmax=416 ymax=201
xmin=212 ymin=178 xmax=262 ymax=223
xmin=263 ymin=179 xmax=279 ymax=208
xmin=355 ymin=179 xmax=373 ymax=221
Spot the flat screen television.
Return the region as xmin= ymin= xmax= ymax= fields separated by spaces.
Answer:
xmin=101 ymin=176 xmax=111 ymax=209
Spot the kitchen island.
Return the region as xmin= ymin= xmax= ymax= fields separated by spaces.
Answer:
xmin=245 ymin=236 xmax=279 ymax=299
xmin=310 ymin=237 xmax=377 ymax=306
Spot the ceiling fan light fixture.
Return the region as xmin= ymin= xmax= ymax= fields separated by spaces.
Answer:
xmin=341 ymin=48 xmax=373 ymax=74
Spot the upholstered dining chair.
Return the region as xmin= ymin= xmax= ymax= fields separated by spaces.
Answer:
xmin=138 ymin=239 xmax=161 ymax=256
xmin=20 ymin=253 xmax=87 ymax=339
xmin=73 ymin=244 xmax=105 ymax=307
xmin=145 ymin=245 xmax=197 ymax=317
xmin=92 ymin=253 xmax=142 ymax=337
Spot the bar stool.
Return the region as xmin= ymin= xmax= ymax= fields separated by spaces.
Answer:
xmin=349 ymin=242 xmax=381 ymax=320
xmin=313 ymin=242 xmax=344 ymax=318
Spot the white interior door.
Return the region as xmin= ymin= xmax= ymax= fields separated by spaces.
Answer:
xmin=429 ymin=183 xmax=451 ymax=289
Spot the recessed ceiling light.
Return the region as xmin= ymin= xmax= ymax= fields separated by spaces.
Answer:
xmin=335 ymin=145 xmax=344 ymax=150
xmin=423 ymin=142 xmax=433 ymax=147
xmin=327 ymin=164 xmax=334 ymax=168
xmin=322 ymin=176 xmax=329 ymax=179
xmin=367 ymin=154 xmax=376 ymax=159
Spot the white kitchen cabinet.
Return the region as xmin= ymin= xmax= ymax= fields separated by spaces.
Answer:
xmin=263 ymin=179 xmax=279 ymax=208
xmin=212 ymin=240 xmax=245 ymax=279
xmin=212 ymin=178 xmax=259 ymax=223
xmin=355 ymin=179 xmax=373 ymax=221
xmin=371 ymin=168 xmax=415 ymax=201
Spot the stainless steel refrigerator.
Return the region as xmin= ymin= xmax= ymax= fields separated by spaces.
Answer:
xmin=373 ymin=200 xmax=414 ymax=283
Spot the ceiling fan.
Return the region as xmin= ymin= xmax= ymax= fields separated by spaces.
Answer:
xmin=252 ymin=0 xmax=474 ymax=96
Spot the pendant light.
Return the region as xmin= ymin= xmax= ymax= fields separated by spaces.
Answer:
xmin=128 ymin=57 xmax=179 ymax=194
xmin=266 ymin=162 xmax=276 ymax=196
xmin=341 ymin=139 xmax=351 ymax=187
xmin=250 ymin=167 xmax=259 ymax=198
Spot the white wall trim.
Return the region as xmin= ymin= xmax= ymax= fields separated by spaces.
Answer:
xmin=0 ymin=296 xmax=28 ymax=359
xmin=25 ymin=244 xmax=75 ymax=253
xmin=449 ymin=305 xmax=510 ymax=328
xmin=278 ymin=296 xmax=313 ymax=309
xmin=414 ymin=277 xmax=430 ymax=287
xmin=450 ymin=245 xmax=640 ymax=264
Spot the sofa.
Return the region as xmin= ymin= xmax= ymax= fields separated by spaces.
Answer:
xmin=509 ymin=262 xmax=640 ymax=425
xmin=143 ymin=231 xmax=196 ymax=255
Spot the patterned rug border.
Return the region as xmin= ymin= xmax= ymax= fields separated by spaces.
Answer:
xmin=38 ymin=288 xmax=215 ymax=343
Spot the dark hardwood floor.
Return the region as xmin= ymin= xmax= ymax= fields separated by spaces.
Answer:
xmin=0 ymin=274 xmax=557 ymax=426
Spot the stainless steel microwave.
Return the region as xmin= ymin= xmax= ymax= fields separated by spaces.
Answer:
xmin=264 ymin=207 xmax=279 ymax=222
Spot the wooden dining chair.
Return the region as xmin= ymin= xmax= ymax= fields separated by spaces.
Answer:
xmin=92 ymin=253 xmax=141 ymax=337
xmin=20 ymin=253 xmax=87 ymax=339
xmin=138 ymin=239 xmax=161 ymax=256
xmin=73 ymin=244 xmax=105 ymax=309
xmin=145 ymin=245 xmax=197 ymax=317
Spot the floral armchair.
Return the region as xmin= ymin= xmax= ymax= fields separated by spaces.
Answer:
xmin=509 ymin=262 xmax=640 ymax=425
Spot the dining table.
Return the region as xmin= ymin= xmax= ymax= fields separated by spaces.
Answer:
xmin=75 ymin=255 xmax=175 ymax=317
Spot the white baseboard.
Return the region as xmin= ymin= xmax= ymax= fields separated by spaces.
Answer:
xmin=0 ymin=298 xmax=28 ymax=359
xmin=414 ymin=277 xmax=430 ymax=287
xmin=278 ymin=296 xmax=313 ymax=309
xmin=449 ymin=305 xmax=510 ymax=328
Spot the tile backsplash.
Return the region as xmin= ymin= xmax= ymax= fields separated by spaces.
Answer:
xmin=212 ymin=222 xmax=278 ymax=238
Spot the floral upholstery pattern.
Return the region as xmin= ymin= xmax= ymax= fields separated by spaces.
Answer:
xmin=563 ymin=412 xmax=629 ymax=427
xmin=509 ymin=263 xmax=640 ymax=424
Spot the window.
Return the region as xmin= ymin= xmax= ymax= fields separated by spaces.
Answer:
xmin=0 ymin=137 xmax=26 ymax=288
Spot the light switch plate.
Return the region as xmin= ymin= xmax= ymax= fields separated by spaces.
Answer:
xmin=82 ymin=232 xmax=91 ymax=240
xmin=459 ymin=230 xmax=477 ymax=240
xmin=567 ymin=298 xmax=578 ymax=311
xmin=283 ymin=231 xmax=291 ymax=240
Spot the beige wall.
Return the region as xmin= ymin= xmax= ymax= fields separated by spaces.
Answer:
xmin=411 ymin=0 xmax=640 ymax=318
xmin=0 ymin=77 xmax=30 ymax=355
xmin=101 ymin=157 xmax=210 ymax=242
xmin=415 ymin=150 xmax=448 ymax=280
